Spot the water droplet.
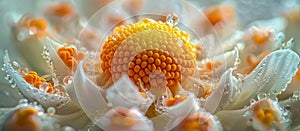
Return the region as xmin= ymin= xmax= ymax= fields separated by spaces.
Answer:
xmin=276 ymin=32 xmax=286 ymax=43
xmin=284 ymin=105 xmax=291 ymax=112
xmin=39 ymin=82 xmax=50 ymax=92
xmin=62 ymin=126 xmax=75 ymax=131
xmin=18 ymin=99 xmax=28 ymax=106
xmin=11 ymin=82 xmax=17 ymax=88
xmin=52 ymin=77 xmax=59 ymax=87
xmin=4 ymin=74 xmax=10 ymax=80
xmin=257 ymin=92 xmax=267 ymax=100
xmin=250 ymin=99 xmax=256 ymax=104
xmin=47 ymin=107 xmax=56 ymax=116
xmin=20 ymin=67 xmax=29 ymax=76
xmin=63 ymin=76 xmax=73 ymax=85
xmin=292 ymin=90 xmax=300 ymax=101
xmin=166 ymin=13 xmax=179 ymax=27
xmin=1 ymin=64 xmax=6 ymax=71
xmin=9 ymin=60 xmax=21 ymax=72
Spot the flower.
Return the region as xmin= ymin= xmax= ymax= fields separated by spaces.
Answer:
xmin=1 ymin=0 xmax=300 ymax=131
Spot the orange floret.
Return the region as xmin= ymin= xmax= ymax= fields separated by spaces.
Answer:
xmin=23 ymin=71 xmax=54 ymax=93
xmin=57 ymin=46 xmax=85 ymax=70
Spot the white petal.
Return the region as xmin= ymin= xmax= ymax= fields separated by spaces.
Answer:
xmin=215 ymin=108 xmax=250 ymax=130
xmin=12 ymin=33 xmax=51 ymax=74
xmin=106 ymin=75 xmax=154 ymax=112
xmin=227 ymin=49 xmax=300 ymax=109
xmin=2 ymin=51 xmax=80 ymax=115
xmin=45 ymin=37 xmax=71 ymax=82
xmin=204 ymin=68 xmax=238 ymax=113
xmin=96 ymin=107 xmax=154 ymax=131
xmin=72 ymin=61 xmax=110 ymax=121
xmin=212 ymin=48 xmax=239 ymax=78
xmin=151 ymin=93 xmax=197 ymax=130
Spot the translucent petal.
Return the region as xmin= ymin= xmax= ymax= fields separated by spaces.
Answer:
xmin=174 ymin=109 xmax=223 ymax=131
xmin=96 ymin=107 xmax=154 ymax=131
xmin=45 ymin=37 xmax=71 ymax=82
xmin=12 ymin=32 xmax=51 ymax=74
xmin=2 ymin=51 xmax=79 ymax=115
xmin=106 ymin=76 xmax=154 ymax=112
xmin=215 ymin=108 xmax=250 ymax=131
xmin=227 ymin=49 xmax=300 ymax=109
xmin=150 ymin=93 xmax=197 ymax=130
xmin=204 ymin=68 xmax=238 ymax=113
xmin=72 ymin=61 xmax=110 ymax=121
xmin=212 ymin=48 xmax=239 ymax=78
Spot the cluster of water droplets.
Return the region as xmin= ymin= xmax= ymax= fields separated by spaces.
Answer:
xmin=154 ymin=94 xmax=169 ymax=114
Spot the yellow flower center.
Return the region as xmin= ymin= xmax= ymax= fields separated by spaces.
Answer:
xmin=180 ymin=114 xmax=210 ymax=131
xmin=23 ymin=71 xmax=54 ymax=93
xmin=100 ymin=18 xmax=196 ymax=94
xmin=28 ymin=19 xmax=47 ymax=31
xmin=253 ymin=104 xmax=276 ymax=126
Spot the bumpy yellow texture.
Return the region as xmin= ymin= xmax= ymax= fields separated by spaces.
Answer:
xmin=100 ymin=18 xmax=196 ymax=91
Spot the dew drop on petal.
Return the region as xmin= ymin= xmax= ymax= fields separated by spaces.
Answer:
xmin=47 ymin=107 xmax=56 ymax=116
xmin=63 ymin=76 xmax=73 ymax=85
xmin=9 ymin=60 xmax=21 ymax=72
xmin=257 ymin=92 xmax=267 ymax=100
xmin=20 ymin=67 xmax=29 ymax=76
xmin=62 ymin=126 xmax=75 ymax=131
xmin=1 ymin=64 xmax=6 ymax=71
xmin=250 ymin=99 xmax=256 ymax=104
xmin=39 ymin=82 xmax=50 ymax=92
xmin=292 ymin=90 xmax=300 ymax=101
xmin=166 ymin=13 xmax=179 ymax=27
xmin=18 ymin=98 xmax=28 ymax=106
xmin=4 ymin=74 xmax=11 ymax=80
xmin=10 ymin=82 xmax=17 ymax=88
xmin=276 ymin=32 xmax=286 ymax=43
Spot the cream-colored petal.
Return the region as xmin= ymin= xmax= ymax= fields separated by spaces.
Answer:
xmin=174 ymin=109 xmax=223 ymax=131
xmin=215 ymin=108 xmax=250 ymax=131
xmin=72 ymin=61 xmax=110 ymax=121
xmin=106 ymin=75 xmax=154 ymax=113
xmin=204 ymin=68 xmax=238 ymax=113
xmin=226 ymin=49 xmax=300 ymax=109
xmin=12 ymin=34 xmax=51 ymax=75
xmin=151 ymin=93 xmax=197 ymax=130
xmin=217 ymin=99 xmax=290 ymax=131
xmin=2 ymin=51 xmax=80 ymax=115
xmin=96 ymin=107 xmax=154 ymax=131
